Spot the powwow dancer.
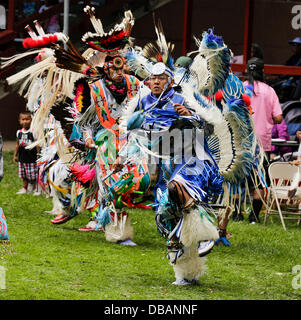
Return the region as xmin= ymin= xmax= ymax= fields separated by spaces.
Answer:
xmin=45 ymin=7 xmax=151 ymax=244
xmin=1 ymin=21 xmax=97 ymax=222
xmin=1 ymin=10 xmax=151 ymax=242
xmin=121 ymin=24 xmax=264 ymax=284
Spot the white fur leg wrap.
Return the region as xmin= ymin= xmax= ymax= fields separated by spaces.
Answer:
xmin=171 ymin=251 xmax=207 ymax=282
xmin=169 ymin=208 xmax=219 ymax=282
xmin=180 ymin=208 xmax=219 ymax=247
xmin=105 ymin=213 xmax=134 ymax=243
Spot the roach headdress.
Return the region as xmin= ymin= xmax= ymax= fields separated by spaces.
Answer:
xmin=82 ymin=6 xmax=134 ymax=56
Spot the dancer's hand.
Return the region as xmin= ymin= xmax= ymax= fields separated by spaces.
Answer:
xmin=85 ymin=138 xmax=96 ymax=149
xmin=173 ymin=104 xmax=191 ymax=116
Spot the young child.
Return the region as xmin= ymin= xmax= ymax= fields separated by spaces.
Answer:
xmin=13 ymin=111 xmax=39 ymax=194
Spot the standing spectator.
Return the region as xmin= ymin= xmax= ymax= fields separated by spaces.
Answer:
xmin=13 ymin=112 xmax=39 ymax=194
xmin=244 ymin=57 xmax=283 ymax=223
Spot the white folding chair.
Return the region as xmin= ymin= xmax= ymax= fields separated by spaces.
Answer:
xmin=264 ymin=162 xmax=301 ymax=230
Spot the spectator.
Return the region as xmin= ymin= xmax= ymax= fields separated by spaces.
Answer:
xmin=231 ymin=43 xmax=264 ymax=64
xmin=0 ymin=130 xmax=10 ymax=244
xmin=13 ymin=111 xmax=40 ymax=195
xmin=21 ymin=0 xmax=38 ymax=18
xmin=270 ymin=119 xmax=292 ymax=160
xmin=39 ymin=0 xmax=60 ymax=33
xmin=251 ymin=43 xmax=264 ymax=60
xmin=272 ymin=37 xmax=301 ymax=102
xmin=286 ymin=37 xmax=301 ymax=67
xmin=287 ymin=37 xmax=301 ymax=101
xmin=231 ymin=43 xmax=264 ymax=78
xmin=244 ymin=57 xmax=283 ymax=223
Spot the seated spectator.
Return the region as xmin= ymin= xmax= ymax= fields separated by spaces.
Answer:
xmin=231 ymin=43 xmax=264 ymax=78
xmin=39 ymin=0 xmax=60 ymax=33
xmin=270 ymin=119 xmax=292 ymax=160
xmin=271 ymin=37 xmax=301 ymax=102
xmin=22 ymin=0 xmax=38 ymax=18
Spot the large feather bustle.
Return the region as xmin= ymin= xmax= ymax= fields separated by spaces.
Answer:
xmin=188 ymin=29 xmax=231 ymax=96
xmin=5 ymin=46 xmax=95 ymax=108
xmin=52 ymin=41 xmax=94 ymax=76
xmin=0 ymin=49 xmax=42 ymax=70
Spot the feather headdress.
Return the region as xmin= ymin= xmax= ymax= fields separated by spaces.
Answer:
xmin=0 ymin=20 xmax=66 ymax=71
xmin=124 ymin=17 xmax=175 ymax=80
xmin=82 ymin=6 xmax=134 ymax=55
xmin=22 ymin=20 xmax=68 ymax=49
xmin=142 ymin=17 xmax=175 ymax=72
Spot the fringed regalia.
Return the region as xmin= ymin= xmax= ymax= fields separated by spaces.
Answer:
xmin=121 ymin=24 xmax=265 ymax=283
xmin=1 ymin=8 xmax=151 ymax=241
xmin=71 ymin=72 xmax=151 ymax=242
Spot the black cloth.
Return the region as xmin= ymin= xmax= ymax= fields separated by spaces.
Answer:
xmin=17 ymin=129 xmax=37 ymax=163
xmin=286 ymin=54 xmax=301 ymax=67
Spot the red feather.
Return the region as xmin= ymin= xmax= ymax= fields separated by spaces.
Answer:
xmin=242 ymin=94 xmax=251 ymax=106
xmin=214 ymin=90 xmax=223 ymax=101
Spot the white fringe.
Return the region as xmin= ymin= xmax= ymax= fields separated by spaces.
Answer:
xmin=171 ymin=250 xmax=207 ymax=282
xmin=169 ymin=208 xmax=218 ymax=282
xmin=180 ymin=208 xmax=219 ymax=248
xmin=105 ymin=214 xmax=134 ymax=243
xmin=0 ymin=49 xmax=42 ymax=69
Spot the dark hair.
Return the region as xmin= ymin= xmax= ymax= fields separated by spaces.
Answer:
xmin=19 ymin=111 xmax=32 ymax=119
xmin=246 ymin=57 xmax=265 ymax=94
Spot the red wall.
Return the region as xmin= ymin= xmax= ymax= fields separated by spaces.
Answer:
xmin=133 ymin=0 xmax=301 ymax=65
xmin=1 ymin=0 xmax=301 ymax=139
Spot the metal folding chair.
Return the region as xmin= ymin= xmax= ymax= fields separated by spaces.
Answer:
xmin=264 ymin=162 xmax=301 ymax=230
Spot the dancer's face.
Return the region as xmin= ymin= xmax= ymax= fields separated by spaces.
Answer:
xmin=149 ymin=73 xmax=173 ymax=97
xmin=106 ymin=66 xmax=124 ymax=83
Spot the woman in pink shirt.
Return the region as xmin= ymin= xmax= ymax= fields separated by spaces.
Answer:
xmin=244 ymin=57 xmax=283 ymax=223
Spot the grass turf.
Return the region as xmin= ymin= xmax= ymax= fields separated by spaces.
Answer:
xmin=1 ymin=151 xmax=301 ymax=300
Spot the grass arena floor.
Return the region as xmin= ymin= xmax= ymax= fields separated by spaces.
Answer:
xmin=1 ymin=151 xmax=301 ymax=300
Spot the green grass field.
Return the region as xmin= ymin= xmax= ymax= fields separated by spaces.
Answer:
xmin=1 ymin=150 xmax=301 ymax=300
